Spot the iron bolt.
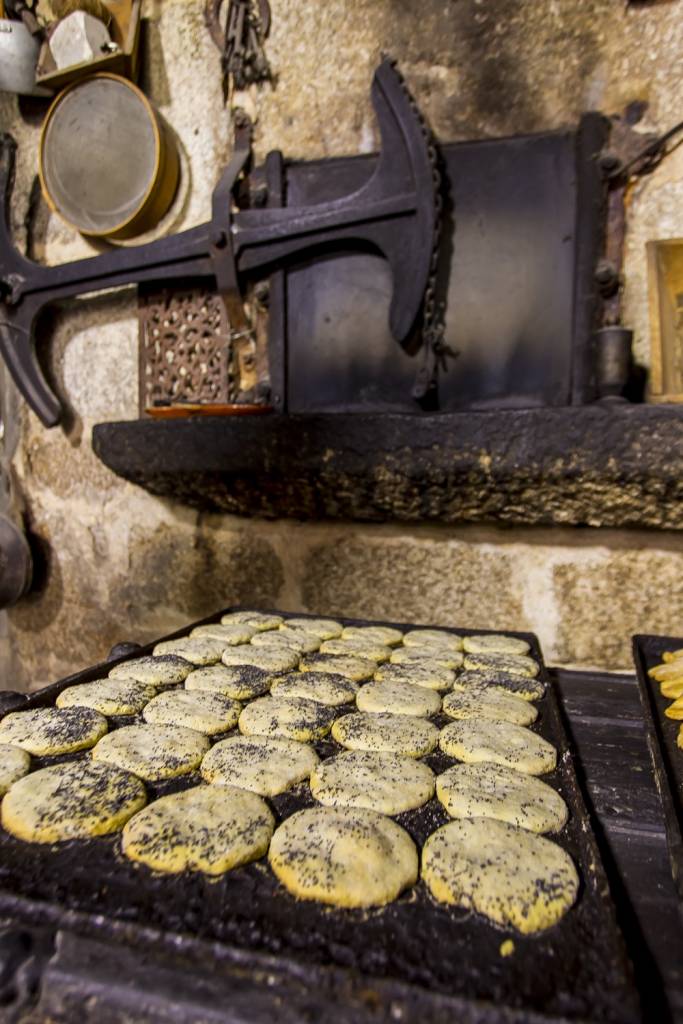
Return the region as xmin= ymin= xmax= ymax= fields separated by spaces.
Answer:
xmin=254 ymin=281 xmax=270 ymax=305
xmin=595 ymin=259 xmax=620 ymax=294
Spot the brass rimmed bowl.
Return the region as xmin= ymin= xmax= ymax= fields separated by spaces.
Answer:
xmin=39 ymin=73 xmax=179 ymax=240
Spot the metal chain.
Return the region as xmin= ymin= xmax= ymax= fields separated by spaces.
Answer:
xmin=386 ymin=59 xmax=455 ymax=405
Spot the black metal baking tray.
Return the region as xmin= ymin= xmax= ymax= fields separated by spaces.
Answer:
xmin=0 ymin=610 xmax=639 ymax=1023
xmin=632 ymin=634 xmax=683 ymax=907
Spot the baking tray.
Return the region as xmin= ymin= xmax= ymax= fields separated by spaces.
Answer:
xmin=632 ymin=634 xmax=683 ymax=907
xmin=0 ymin=610 xmax=639 ymax=1023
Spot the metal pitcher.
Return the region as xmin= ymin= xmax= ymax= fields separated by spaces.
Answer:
xmin=0 ymin=18 xmax=49 ymax=96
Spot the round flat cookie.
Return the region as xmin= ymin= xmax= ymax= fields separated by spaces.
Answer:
xmin=440 ymin=719 xmax=556 ymax=775
xmin=332 ymin=712 xmax=439 ymax=757
xmin=92 ymin=724 xmax=209 ymax=781
xmin=464 ymin=652 xmax=540 ymax=678
xmin=442 ymin=686 xmax=538 ymax=726
xmin=300 ymin=653 xmax=376 ymax=682
xmin=402 ymin=629 xmax=463 ymax=652
xmin=390 ymin=647 xmax=464 ymax=670
xmin=2 ymin=761 xmax=146 ymax=843
xmin=463 ymin=634 xmax=530 ymax=656
xmin=319 ymin=638 xmax=392 ymax=662
xmin=374 ymin=662 xmax=454 ymax=692
xmin=122 ymin=784 xmax=273 ymax=875
xmin=185 ymin=664 xmax=272 ymax=700
xmin=153 ymin=637 xmax=227 ymax=666
xmin=221 ymin=646 xmax=300 ymax=673
xmin=221 ymin=611 xmax=283 ymax=631
xmin=422 ymin=818 xmax=578 ymax=933
xmin=191 ymin=623 xmax=254 ymax=645
xmin=57 ymin=678 xmax=156 ymax=717
xmin=270 ymin=672 xmax=358 ymax=706
xmin=239 ymin=695 xmax=337 ymax=742
xmin=451 ymin=670 xmax=545 ymax=702
xmin=0 ymin=707 xmax=107 ymax=756
xmin=269 ymin=806 xmax=418 ymax=907
xmin=282 ymin=617 xmax=343 ymax=640
xmin=341 ymin=625 xmax=404 ymax=647
xmin=436 ymin=762 xmax=568 ymax=833
xmin=143 ymin=690 xmax=241 ymax=735
xmin=109 ymin=654 xmax=192 ymax=687
xmin=356 ymin=679 xmax=441 ymax=717
xmin=201 ymin=734 xmax=319 ymax=796
xmin=310 ymin=750 xmax=435 ymax=815
xmin=0 ymin=745 xmax=30 ymax=796
xmin=251 ymin=628 xmax=320 ymax=654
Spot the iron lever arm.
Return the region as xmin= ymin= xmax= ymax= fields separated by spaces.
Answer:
xmin=0 ymin=58 xmax=438 ymax=426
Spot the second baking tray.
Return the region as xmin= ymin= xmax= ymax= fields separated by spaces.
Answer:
xmin=633 ymin=633 xmax=683 ymax=907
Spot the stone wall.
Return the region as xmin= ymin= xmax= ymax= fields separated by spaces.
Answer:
xmin=2 ymin=0 xmax=683 ymax=687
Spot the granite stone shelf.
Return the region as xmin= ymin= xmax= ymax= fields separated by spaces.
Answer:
xmin=93 ymin=404 xmax=683 ymax=528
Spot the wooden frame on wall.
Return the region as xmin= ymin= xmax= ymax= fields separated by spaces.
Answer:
xmin=648 ymin=238 xmax=683 ymax=403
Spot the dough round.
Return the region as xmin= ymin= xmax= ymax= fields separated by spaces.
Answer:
xmin=269 ymin=806 xmax=418 ymax=907
xmin=0 ymin=745 xmax=30 ymax=796
xmin=390 ymin=647 xmax=464 ymax=670
xmin=332 ymin=712 xmax=439 ymax=757
xmin=239 ymin=695 xmax=337 ymax=742
xmin=300 ymin=653 xmax=376 ymax=682
xmin=251 ymin=628 xmax=320 ymax=654
xmin=221 ymin=646 xmax=300 ymax=673
xmin=191 ymin=623 xmax=254 ymax=645
xmin=436 ymin=762 xmax=568 ymax=833
xmin=442 ymin=686 xmax=538 ymax=726
xmin=2 ymin=760 xmax=146 ymax=843
xmin=463 ymin=634 xmax=530 ymax=656
xmin=221 ymin=611 xmax=283 ymax=631
xmin=422 ymin=818 xmax=578 ymax=933
xmin=153 ymin=637 xmax=227 ymax=666
xmin=649 ymin=661 xmax=683 ymax=682
xmin=57 ymin=678 xmax=156 ymax=716
xmin=451 ymin=670 xmax=545 ymax=702
xmin=402 ymin=629 xmax=463 ymax=651
xmin=122 ymin=784 xmax=273 ymax=875
xmin=270 ymin=672 xmax=358 ymax=706
xmin=319 ymin=638 xmax=392 ymax=662
xmin=109 ymin=654 xmax=192 ymax=687
xmin=201 ymin=734 xmax=319 ymax=796
xmin=440 ymin=719 xmax=556 ymax=775
xmin=341 ymin=625 xmax=404 ymax=646
xmin=664 ymin=696 xmax=683 ymax=720
xmin=185 ymin=664 xmax=272 ymax=700
xmin=143 ymin=690 xmax=241 ymax=735
xmin=92 ymin=724 xmax=209 ymax=781
xmin=310 ymin=750 xmax=435 ymax=815
xmin=374 ymin=661 xmax=455 ymax=692
xmin=0 ymin=707 xmax=107 ymax=756
xmin=463 ymin=652 xmax=540 ymax=678
xmin=661 ymin=679 xmax=683 ymax=699
xmin=356 ymin=679 xmax=441 ymax=717
xmin=282 ymin=617 xmax=343 ymax=640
